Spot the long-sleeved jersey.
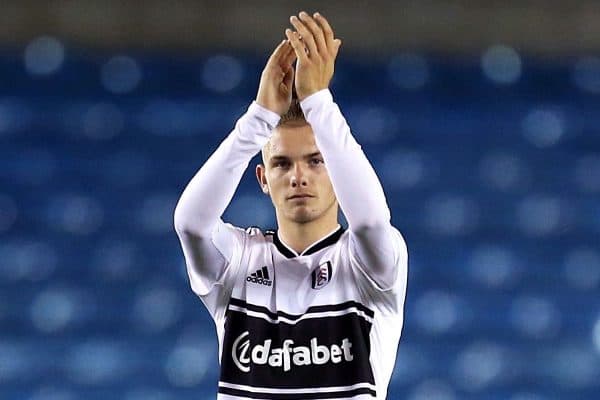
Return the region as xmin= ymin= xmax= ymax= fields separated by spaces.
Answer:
xmin=174 ymin=89 xmax=408 ymax=400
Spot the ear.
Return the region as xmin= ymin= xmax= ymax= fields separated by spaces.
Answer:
xmin=256 ymin=164 xmax=269 ymax=195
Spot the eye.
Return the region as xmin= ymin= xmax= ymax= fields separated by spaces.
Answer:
xmin=310 ymin=158 xmax=324 ymax=165
xmin=273 ymin=160 xmax=290 ymax=168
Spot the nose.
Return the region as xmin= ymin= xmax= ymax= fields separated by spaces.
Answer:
xmin=290 ymin=163 xmax=308 ymax=187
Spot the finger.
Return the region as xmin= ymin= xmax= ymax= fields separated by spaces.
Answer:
xmin=299 ymin=11 xmax=327 ymax=55
xmin=313 ymin=12 xmax=335 ymax=52
xmin=290 ymin=15 xmax=318 ymax=58
xmin=266 ymin=39 xmax=289 ymax=65
xmin=283 ymin=65 xmax=294 ymax=90
xmin=282 ymin=43 xmax=297 ymax=68
xmin=285 ymin=28 xmax=309 ymax=62
xmin=275 ymin=43 xmax=296 ymax=77
xmin=333 ymin=39 xmax=342 ymax=57
xmin=281 ymin=41 xmax=294 ymax=62
xmin=284 ymin=40 xmax=297 ymax=60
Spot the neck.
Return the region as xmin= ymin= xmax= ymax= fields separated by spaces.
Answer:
xmin=276 ymin=212 xmax=339 ymax=255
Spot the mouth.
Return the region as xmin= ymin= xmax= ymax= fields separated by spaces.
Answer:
xmin=287 ymin=194 xmax=314 ymax=200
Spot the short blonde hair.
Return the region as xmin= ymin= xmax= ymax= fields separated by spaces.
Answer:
xmin=277 ymin=92 xmax=306 ymax=126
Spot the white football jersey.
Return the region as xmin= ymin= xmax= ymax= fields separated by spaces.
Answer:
xmin=191 ymin=222 xmax=408 ymax=400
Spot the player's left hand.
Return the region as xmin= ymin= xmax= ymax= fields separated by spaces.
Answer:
xmin=286 ymin=11 xmax=342 ymax=101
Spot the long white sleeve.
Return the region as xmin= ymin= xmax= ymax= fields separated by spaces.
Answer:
xmin=301 ymin=89 xmax=406 ymax=290
xmin=174 ymin=102 xmax=280 ymax=296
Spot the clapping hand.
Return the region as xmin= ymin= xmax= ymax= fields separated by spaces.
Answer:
xmin=286 ymin=11 xmax=342 ymax=101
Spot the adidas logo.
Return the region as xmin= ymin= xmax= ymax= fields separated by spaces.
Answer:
xmin=246 ymin=266 xmax=272 ymax=286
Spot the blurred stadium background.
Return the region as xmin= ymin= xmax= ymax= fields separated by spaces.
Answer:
xmin=1 ymin=1 xmax=600 ymax=399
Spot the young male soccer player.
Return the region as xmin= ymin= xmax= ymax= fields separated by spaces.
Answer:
xmin=174 ymin=12 xmax=408 ymax=400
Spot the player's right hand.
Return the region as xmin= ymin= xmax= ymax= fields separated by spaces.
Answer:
xmin=256 ymin=40 xmax=297 ymax=116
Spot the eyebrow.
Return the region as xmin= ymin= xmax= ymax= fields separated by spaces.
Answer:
xmin=269 ymin=152 xmax=323 ymax=162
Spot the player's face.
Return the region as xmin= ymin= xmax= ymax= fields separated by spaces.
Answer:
xmin=257 ymin=121 xmax=337 ymax=224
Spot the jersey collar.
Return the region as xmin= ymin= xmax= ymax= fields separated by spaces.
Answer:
xmin=272 ymin=225 xmax=345 ymax=258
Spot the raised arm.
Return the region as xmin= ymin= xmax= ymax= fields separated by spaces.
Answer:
xmin=173 ymin=40 xmax=296 ymax=295
xmin=287 ymin=12 xmax=407 ymax=290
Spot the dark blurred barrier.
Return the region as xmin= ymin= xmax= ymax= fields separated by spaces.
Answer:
xmin=2 ymin=0 xmax=600 ymax=54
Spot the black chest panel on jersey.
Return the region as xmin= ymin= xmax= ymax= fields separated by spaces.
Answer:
xmin=219 ymin=298 xmax=376 ymax=399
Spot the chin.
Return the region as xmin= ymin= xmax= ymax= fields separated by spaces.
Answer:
xmin=288 ymin=209 xmax=318 ymax=224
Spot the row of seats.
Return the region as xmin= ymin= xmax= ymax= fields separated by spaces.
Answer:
xmin=2 ymin=97 xmax=600 ymax=140
xmin=4 ymin=38 xmax=600 ymax=96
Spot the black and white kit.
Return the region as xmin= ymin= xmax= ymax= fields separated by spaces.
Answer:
xmin=175 ymin=89 xmax=408 ymax=400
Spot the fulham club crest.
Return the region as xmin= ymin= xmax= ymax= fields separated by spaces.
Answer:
xmin=311 ymin=261 xmax=332 ymax=289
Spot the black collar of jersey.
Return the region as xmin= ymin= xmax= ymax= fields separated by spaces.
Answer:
xmin=269 ymin=226 xmax=346 ymax=258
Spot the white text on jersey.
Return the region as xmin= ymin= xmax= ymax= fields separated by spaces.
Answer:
xmin=232 ymin=331 xmax=354 ymax=373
